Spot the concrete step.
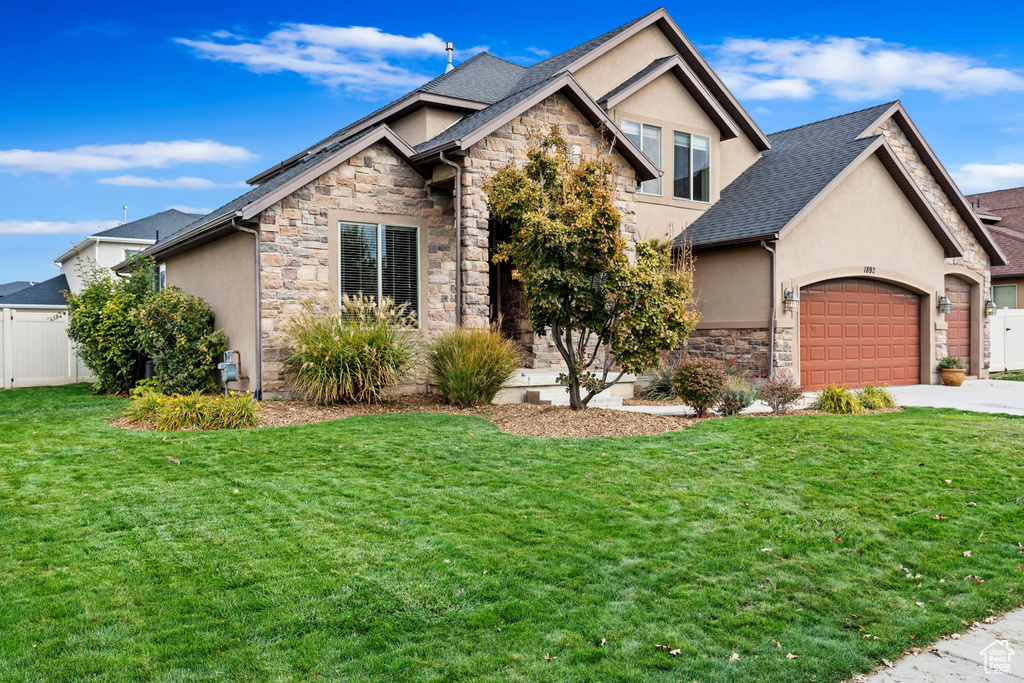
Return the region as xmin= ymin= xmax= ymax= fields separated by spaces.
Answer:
xmin=524 ymin=387 xmax=624 ymax=407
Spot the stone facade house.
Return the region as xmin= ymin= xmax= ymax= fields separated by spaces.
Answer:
xmin=122 ymin=8 xmax=1006 ymax=398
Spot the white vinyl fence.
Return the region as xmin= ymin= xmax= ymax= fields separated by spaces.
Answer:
xmin=990 ymin=309 xmax=1024 ymax=373
xmin=0 ymin=307 xmax=93 ymax=389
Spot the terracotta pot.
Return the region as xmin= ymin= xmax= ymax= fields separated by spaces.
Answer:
xmin=941 ymin=368 xmax=965 ymax=387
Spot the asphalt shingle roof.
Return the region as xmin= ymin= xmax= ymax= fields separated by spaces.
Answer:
xmin=93 ymin=209 xmax=202 ymax=241
xmin=675 ymin=102 xmax=896 ymax=248
xmin=598 ymin=55 xmax=674 ymax=103
xmin=161 ymin=128 xmax=379 ymax=242
xmin=966 ymin=187 xmax=1024 ymax=278
xmin=0 ymin=274 xmax=69 ymax=306
xmin=0 ymin=281 xmax=34 ymax=298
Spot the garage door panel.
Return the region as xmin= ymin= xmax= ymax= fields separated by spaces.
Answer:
xmin=800 ymin=278 xmax=920 ymax=390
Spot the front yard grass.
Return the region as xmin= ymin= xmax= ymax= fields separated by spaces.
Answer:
xmin=2 ymin=385 xmax=1023 ymax=682
xmin=992 ymin=369 xmax=1024 ymax=382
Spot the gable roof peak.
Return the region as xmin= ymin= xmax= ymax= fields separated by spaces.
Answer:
xmin=768 ymin=101 xmax=898 ymax=139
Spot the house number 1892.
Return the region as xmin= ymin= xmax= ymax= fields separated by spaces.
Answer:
xmin=864 ymin=266 xmax=876 ymax=274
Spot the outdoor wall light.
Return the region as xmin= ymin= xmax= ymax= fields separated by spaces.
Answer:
xmin=937 ymin=295 xmax=953 ymax=314
xmin=510 ymin=268 xmax=520 ymax=281
xmin=985 ymin=299 xmax=997 ymax=316
xmin=783 ymin=288 xmax=799 ymax=314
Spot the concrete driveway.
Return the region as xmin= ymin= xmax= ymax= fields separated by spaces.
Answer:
xmin=889 ymin=380 xmax=1024 ymax=416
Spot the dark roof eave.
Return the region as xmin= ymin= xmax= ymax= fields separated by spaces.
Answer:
xmin=115 ymin=212 xmax=243 ymax=271
xmin=687 ymin=234 xmax=779 ymax=252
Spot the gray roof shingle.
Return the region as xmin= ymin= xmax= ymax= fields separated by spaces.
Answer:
xmin=0 ymin=281 xmax=34 ymax=298
xmin=675 ymin=102 xmax=896 ymax=248
xmin=0 ymin=274 xmax=69 ymax=306
xmin=597 ymin=55 xmax=674 ymax=103
xmin=93 ymin=209 xmax=202 ymax=241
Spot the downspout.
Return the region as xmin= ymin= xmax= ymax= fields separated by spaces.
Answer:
xmin=438 ymin=151 xmax=463 ymax=327
xmin=233 ymin=218 xmax=263 ymax=400
xmin=760 ymin=240 xmax=776 ymax=377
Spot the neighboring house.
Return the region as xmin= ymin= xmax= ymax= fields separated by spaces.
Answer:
xmin=966 ymin=187 xmax=1024 ymax=309
xmin=0 ymin=281 xmax=35 ymax=299
xmin=120 ymin=8 xmax=1005 ymax=398
xmin=56 ymin=209 xmax=201 ymax=293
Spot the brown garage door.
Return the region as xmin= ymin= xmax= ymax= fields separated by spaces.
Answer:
xmin=800 ymin=278 xmax=920 ymax=390
xmin=944 ymin=275 xmax=972 ymax=374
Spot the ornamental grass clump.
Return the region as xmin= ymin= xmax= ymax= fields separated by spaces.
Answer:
xmin=153 ymin=392 xmax=258 ymax=431
xmin=811 ymin=384 xmax=865 ymax=414
xmin=636 ymin=365 xmax=677 ymax=400
xmin=858 ymin=384 xmax=897 ymax=410
xmin=282 ymin=294 xmax=419 ymax=405
xmin=671 ymin=356 xmax=728 ymax=417
xmin=427 ymin=324 xmax=521 ymax=407
xmin=124 ymin=381 xmax=163 ymax=424
xmin=718 ymin=376 xmax=759 ymax=416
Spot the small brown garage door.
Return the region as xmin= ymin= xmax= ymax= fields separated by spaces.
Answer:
xmin=800 ymin=278 xmax=920 ymax=390
xmin=944 ymin=275 xmax=972 ymax=374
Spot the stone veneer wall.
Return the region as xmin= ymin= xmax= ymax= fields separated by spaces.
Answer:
xmin=674 ymin=328 xmax=771 ymax=377
xmin=458 ymin=92 xmax=640 ymax=370
xmin=256 ymin=141 xmax=455 ymax=394
xmin=877 ymin=119 xmax=992 ymax=369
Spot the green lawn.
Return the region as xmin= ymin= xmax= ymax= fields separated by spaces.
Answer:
xmin=2 ymin=386 xmax=1024 ymax=682
xmin=992 ymin=369 xmax=1024 ymax=382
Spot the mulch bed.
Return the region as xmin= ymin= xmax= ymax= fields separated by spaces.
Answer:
xmin=113 ymin=394 xmax=902 ymax=439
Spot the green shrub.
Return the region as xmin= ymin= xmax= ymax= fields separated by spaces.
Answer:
xmin=64 ymin=256 xmax=155 ymax=393
xmin=671 ymin=356 xmax=728 ymax=417
xmin=136 ymin=287 xmax=226 ymax=394
xmin=427 ymin=324 xmax=521 ymax=407
xmin=282 ymin=294 xmax=419 ymax=405
xmin=937 ymin=356 xmax=967 ymax=370
xmin=719 ymin=376 xmax=758 ymax=416
xmin=811 ymin=384 xmax=865 ymax=414
xmin=858 ymin=384 xmax=897 ymax=410
xmin=758 ymin=375 xmax=803 ymax=414
xmin=636 ymin=364 xmax=677 ymax=400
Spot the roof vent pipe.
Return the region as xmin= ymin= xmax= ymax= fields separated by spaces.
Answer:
xmin=445 ymin=42 xmax=454 ymax=72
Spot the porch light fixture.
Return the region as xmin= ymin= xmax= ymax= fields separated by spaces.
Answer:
xmin=510 ymin=268 xmax=520 ymax=281
xmin=783 ymin=288 xmax=799 ymax=314
xmin=985 ymin=298 xmax=997 ymax=316
xmin=937 ymin=295 xmax=953 ymax=314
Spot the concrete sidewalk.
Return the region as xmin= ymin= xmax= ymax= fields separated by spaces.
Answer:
xmin=862 ymin=607 xmax=1024 ymax=681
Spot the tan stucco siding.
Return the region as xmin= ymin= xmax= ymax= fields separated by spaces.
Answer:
xmin=164 ymin=231 xmax=256 ymax=393
xmin=692 ymin=245 xmax=771 ymax=327
xmin=609 ymin=72 xmax=761 ymax=241
xmin=390 ymin=106 xmax=464 ymax=147
xmin=571 ymin=25 xmax=677 ymax=98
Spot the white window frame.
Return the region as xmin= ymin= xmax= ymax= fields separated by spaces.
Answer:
xmin=622 ymin=119 xmax=662 ymax=196
xmin=993 ymin=283 xmax=1018 ymax=309
xmin=124 ymin=248 xmax=142 ymax=260
xmin=338 ymin=220 xmax=421 ymax=328
xmin=672 ymin=131 xmax=711 ymax=203
xmin=157 ymin=263 xmax=167 ymax=291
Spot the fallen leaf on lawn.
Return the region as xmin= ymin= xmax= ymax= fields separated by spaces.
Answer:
xmin=964 ymin=550 xmax=972 ymax=557
xmin=832 ymin=537 xmax=842 ymax=543
xmin=544 ymin=653 xmax=557 ymax=661
xmin=968 ymin=502 xmax=978 ymax=507
xmin=729 ymin=652 xmax=741 ymax=662
xmin=598 ymin=638 xmax=606 ymax=647
xmin=786 ymin=652 xmax=798 ymax=659
xmin=951 ymin=633 xmax=961 ymax=640
xmin=495 ymin=627 xmax=501 ymax=632
xmin=670 ymin=649 xmax=681 ymax=656
xmin=944 ymin=479 xmax=952 ymax=484
xmin=916 ymin=602 xmax=925 ymax=607
xmin=983 ymin=617 xmax=997 ymax=624
xmin=910 ymin=647 xmax=923 ymax=654
xmin=165 ymin=456 xmax=179 ymax=465
xmin=232 ymin=489 xmax=239 ymax=494
xmin=883 ymin=659 xmax=894 ymax=668
xmin=933 ymin=514 xmax=947 ymax=520
xmin=761 ymin=548 xmax=773 ymax=552
xmin=772 ymin=639 xmax=782 ymax=648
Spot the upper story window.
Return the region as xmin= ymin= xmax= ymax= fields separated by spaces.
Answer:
xmin=125 ymin=248 xmax=142 ymax=260
xmin=339 ymin=221 xmax=419 ymax=320
xmin=673 ymin=132 xmax=711 ymax=202
xmin=621 ymin=120 xmax=662 ymax=195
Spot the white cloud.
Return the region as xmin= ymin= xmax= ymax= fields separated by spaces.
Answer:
xmin=953 ymin=162 xmax=1024 ymax=193
xmin=0 ymin=140 xmax=256 ymax=175
xmin=97 ymin=175 xmax=246 ymax=189
xmin=715 ymin=36 xmax=1024 ymax=101
xmin=525 ymin=46 xmax=550 ymax=58
xmin=0 ymin=219 xmax=120 ymax=235
xmin=167 ymin=205 xmax=213 ymax=214
xmin=176 ymin=24 xmax=487 ymax=92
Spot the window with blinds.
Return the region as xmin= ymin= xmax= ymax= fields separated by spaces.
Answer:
xmin=338 ymin=221 xmax=419 ymax=319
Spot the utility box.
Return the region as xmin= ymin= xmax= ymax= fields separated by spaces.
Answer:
xmin=217 ymin=350 xmax=239 ymax=384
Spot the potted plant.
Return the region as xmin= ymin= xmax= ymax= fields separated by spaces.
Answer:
xmin=937 ymin=356 xmax=967 ymax=386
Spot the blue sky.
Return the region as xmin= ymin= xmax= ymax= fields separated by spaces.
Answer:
xmin=2 ymin=0 xmax=1023 ymax=282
